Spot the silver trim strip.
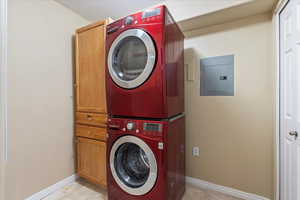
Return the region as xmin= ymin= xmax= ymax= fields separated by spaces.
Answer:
xmin=108 ymin=29 xmax=156 ymax=89
xmin=110 ymin=135 xmax=158 ymax=196
xmin=169 ymin=113 xmax=185 ymax=122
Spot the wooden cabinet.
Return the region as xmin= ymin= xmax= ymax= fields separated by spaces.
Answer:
xmin=77 ymin=137 xmax=107 ymax=186
xmin=75 ymin=20 xmax=110 ymax=188
xmin=75 ymin=21 xmax=107 ymax=114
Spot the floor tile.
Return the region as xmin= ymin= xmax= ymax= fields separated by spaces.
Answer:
xmin=43 ymin=179 xmax=243 ymax=200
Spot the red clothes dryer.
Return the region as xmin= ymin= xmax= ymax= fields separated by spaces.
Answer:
xmin=106 ymin=5 xmax=184 ymax=118
xmin=107 ymin=114 xmax=185 ymax=200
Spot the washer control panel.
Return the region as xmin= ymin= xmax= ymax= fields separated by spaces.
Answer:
xmin=108 ymin=117 xmax=164 ymax=138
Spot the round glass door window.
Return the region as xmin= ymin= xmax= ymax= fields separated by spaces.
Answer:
xmin=108 ymin=29 xmax=156 ymax=89
xmin=115 ymin=143 xmax=150 ymax=188
xmin=110 ymin=136 xmax=158 ymax=195
xmin=112 ymin=36 xmax=147 ymax=81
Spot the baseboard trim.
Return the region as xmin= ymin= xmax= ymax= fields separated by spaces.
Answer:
xmin=24 ymin=174 xmax=78 ymax=200
xmin=24 ymin=174 xmax=270 ymax=200
xmin=186 ymin=176 xmax=270 ymax=200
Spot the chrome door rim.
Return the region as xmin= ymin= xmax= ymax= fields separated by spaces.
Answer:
xmin=110 ymin=135 xmax=158 ymax=196
xmin=108 ymin=29 xmax=156 ymax=89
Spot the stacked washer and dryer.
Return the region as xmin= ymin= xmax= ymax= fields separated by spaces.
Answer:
xmin=105 ymin=5 xmax=185 ymax=200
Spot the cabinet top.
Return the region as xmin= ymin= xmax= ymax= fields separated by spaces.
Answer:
xmin=76 ymin=18 xmax=113 ymax=33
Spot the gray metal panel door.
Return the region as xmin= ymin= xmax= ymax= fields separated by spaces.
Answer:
xmin=200 ymin=55 xmax=234 ymax=96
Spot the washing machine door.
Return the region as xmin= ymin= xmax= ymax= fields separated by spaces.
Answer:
xmin=110 ymin=135 xmax=158 ymax=195
xmin=108 ymin=29 xmax=156 ymax=89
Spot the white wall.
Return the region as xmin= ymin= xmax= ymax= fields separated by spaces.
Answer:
xmin=5 ymin=0 xmax=89 ymax=199
xmin=184 ymin=13 xmax=275 ymax=199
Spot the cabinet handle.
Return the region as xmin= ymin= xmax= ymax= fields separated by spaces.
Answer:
xmin=87 ymin=115 xmax=92 ymax=120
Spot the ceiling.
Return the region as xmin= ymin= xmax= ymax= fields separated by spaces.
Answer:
xmin=55 ymin=0 xmax=278 ymax=31
xmin=180 ymin=0 xmax=278 ymax=32
xmin=56 ymin=0 xmax=163 ymax=21
xmin=56 ymin=0 xmax=255 ymax=22
xmin=163 ymin=0 xmax=251 ymax=22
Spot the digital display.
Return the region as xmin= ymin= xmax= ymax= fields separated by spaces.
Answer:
xmin=144 ymin=123 xmax=162 ymax=132
xmin=142 ymin=8 xmax=161 ymax=19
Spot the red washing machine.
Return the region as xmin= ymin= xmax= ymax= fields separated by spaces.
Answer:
xmin=107 ymin=114 xmax=185 ymax=200
xmin=106 ymin=5 xmax=184 ymax=118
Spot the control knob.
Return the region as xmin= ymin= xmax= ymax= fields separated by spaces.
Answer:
xmin=125 ymin=16 xmax=134 ymax=25
xmin=126 ymin=122 xmax=135 ymax=130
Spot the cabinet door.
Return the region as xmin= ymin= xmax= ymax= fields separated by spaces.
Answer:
xmin=77 ymin=137 xmax=107 ymax=187
xmin=76 ymin=23 xmax=107 ymax=113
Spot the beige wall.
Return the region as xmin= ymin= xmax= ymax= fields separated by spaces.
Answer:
xmin=3 ymin=1 xmax=276 ymax=199
xmin=184 ymin=13 xmax=275 ymax=199
xmin=5 ymin=0 xmax=89 ymax=199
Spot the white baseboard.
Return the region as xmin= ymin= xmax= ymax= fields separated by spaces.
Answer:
xmin=186 ymin=176 xmax=270 ymax=200
xmin=24 ymin=174 xmax=270 ymax=200
xmin=24 ymin=174 xmax=78 ymax=200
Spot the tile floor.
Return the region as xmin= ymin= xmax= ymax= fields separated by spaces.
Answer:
xmin=43 ymin=179 xmax=243 ymax=200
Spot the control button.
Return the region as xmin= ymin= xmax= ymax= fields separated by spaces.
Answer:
xmin=136 ymin=129 xmax=140 ymax=133
xmin=122 ymin=128 xmax=126 ymax=132
xmin=158 ymin=142 xmax=164 ymax=150
xmin=125 ymin=16 xmax=134 ymax=25
xmin=126 ymin=122 xmax=135 ymax=130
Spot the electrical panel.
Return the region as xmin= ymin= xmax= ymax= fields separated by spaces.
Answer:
xmin=200 ymin=55 xmax=234 ymax=96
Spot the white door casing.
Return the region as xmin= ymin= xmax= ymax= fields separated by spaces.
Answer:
xmin=0 ymin=0 xmax=8 ymax=199
xmin=280 ymin=0 xmax=300 ymax=199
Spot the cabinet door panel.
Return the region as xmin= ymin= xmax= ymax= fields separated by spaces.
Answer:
xmin=76 ymin=24 xmax=106 ymax=113
xmin=77 ymin=137 xmax=107 ymax=187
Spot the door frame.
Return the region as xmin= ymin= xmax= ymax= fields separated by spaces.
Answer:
xmin=0 ymin=0 xmax=8 ymax=198
xmin=274 ymin=0 xmax=291 ymax=200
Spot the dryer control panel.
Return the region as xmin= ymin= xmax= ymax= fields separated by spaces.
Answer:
xmin=107 ymin=5 xmax=164 ymax=35
xmin=142 ymin=7 xmax=161 ymax=19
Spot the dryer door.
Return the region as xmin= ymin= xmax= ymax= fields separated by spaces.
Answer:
xmin=110 ymin=135 xmax=158 ymax=195
xmin=108 ymin=29 xmax=156 ymax=89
